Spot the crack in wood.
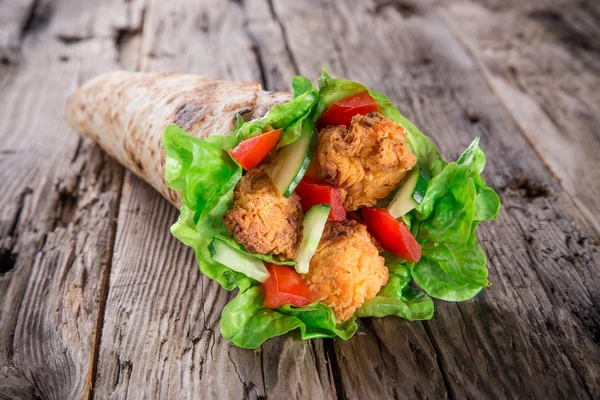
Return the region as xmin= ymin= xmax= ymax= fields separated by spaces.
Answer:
xmin=266 ymin=0 xmax=300 ymax=75
xmin=1 ymin=187 xmax=33 ymax=275
xmin=227 ymin=349 xmax=263 ymax=399
xmin=323 ymin=339 xmax=345 ymax=400
xmin=259 ymin=348 xmax=268 ymax=398
xmin=308 ymin=340 xmax=327 ymax=391
xmin=86 ymin=168 xmax=125 ymax=400
xmin=20 ymin=0 xmax=49 ymax=40
xmin=7 ymin=187 xmax=33 ymax=238
xmin=528 ymin=8 xmax=600 ymax=57
xmin=247 ymin=32 xmax=268 ymax=90
xmin=56 ymin=34 xmax=93 ymax=45
xmin=115 ymin=6 xmax=146 ymax=67
xmin=372 ymin=0 xmax=421 ymax=18
xmin=503 ymin=175 xmax=549 ymax=200
xmin=422 ymin=322 xmax=454 ymax=400
xmin=0 ymin=247 xmax=17 ymax=275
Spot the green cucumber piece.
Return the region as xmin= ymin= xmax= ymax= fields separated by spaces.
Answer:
xmin=266 ymin=120 xmax=316 ymax=197
xmin=209 ymin=238 xmax=270 ymax=282
xmin=387 ymin=167 xmax=430 ymax=218
xmin=295 ymin=204 xmax=331 ymax=274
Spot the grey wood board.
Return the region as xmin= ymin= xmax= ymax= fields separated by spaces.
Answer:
xmin=442 ymin=0 xmax=600 ymax=236
xmin=0 ymin=0 xmax=145 ymax=398
xmin=0 ymin=0 xmax=598 ymax=399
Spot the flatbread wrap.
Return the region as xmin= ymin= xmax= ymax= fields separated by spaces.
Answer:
xmin=66 ymin=69 xmax=501 ymax=349
xmin=66 ymin=71 xmax=292 ymax=207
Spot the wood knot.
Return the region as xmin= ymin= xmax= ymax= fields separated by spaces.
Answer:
xmin=506 ymin=175 xmax=549 ymax=199
xmin=0 ymin=247 xmax=17 ymax=275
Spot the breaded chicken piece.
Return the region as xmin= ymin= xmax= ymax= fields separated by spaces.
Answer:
xmin=303 ymin=220 xmax=388 ymax=321
xmin=317 ymin=112 xmax=417 ymax=211
xmin=223 ymin=167 xmax=302 ymax=260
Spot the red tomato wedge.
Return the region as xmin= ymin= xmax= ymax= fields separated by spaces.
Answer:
xmin=362 ymin=207 xmax=422 ymax=262
xmin=262 ymin=264 xmax=312 ymax=308
xmin=228 ymin=128 xmax=282 ymax=170
xmin=317 ymin=91 xmax=379 ymax=129
xmin=294 ymin=177 xmax=346 ymax=221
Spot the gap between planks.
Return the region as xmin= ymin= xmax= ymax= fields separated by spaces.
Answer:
xmin=85 ymin=167 xmax=125 ymax=400
xmin=84 ymin=0 xmax=150 ymax=396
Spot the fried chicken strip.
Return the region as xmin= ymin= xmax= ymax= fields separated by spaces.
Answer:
xmin=223 ymin=167 xmax=303 ymax=260
xmin=303 ymin=220 xmax=388 ymax=321
xmin=318 ymin=112 xmax=417 ymax=210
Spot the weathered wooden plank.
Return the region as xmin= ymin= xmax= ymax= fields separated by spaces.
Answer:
xmin=0 ymin=0 xmax=145 ymax=398
xmin=442 ymin=0 xmax=600 ymax=236
xmin=274 ymin=0 xmax=600 ymax=398
xmin=94 ymin=1 xmax=334 ymax=398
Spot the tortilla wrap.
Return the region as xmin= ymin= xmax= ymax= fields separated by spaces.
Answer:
xmin=66 ymin=71 xmax=291 ymax=207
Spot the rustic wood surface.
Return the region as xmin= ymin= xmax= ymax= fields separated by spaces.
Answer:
xmin=0 ymin=0 xmax=598 ymax=399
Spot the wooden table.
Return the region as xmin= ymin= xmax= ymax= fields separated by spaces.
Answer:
xmin=1 ymin=0 xmax=599 ymax=398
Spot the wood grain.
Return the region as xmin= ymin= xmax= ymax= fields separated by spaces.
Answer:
xmin=94 ymin=1 xmax=333 ymax=398
xmin=0 ymin=0 xmax=145 ymax=398
xmin=442 ymin=0 xmax=600 ymax=236
xmin=273 ymin=0 xmax=600 ymax=398
xmin=1 ymin=0 xmax=598 ymax=399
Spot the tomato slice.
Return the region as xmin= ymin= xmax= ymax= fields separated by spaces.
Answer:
xmin=294 ymin=177 xmax=346 ymax=221
xmin=317 ymin=91 xmax=379 ymax=129
xmin=228 ymin=128 xmax=282 ymax=170
xmin=262 ymin=264 xmax=312 ymax=308
xmin=362 ymin=207 xmax=422 ymax=262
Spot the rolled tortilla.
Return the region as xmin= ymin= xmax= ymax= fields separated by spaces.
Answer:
xmin=66 ymin=71 xmax=292 ymax=207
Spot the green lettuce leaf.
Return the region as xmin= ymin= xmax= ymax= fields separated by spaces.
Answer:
xmin=356 ymin=260 xmax=434 ymax=320
xmin=163 ymin=124 xmax=242 ymax=219
xmin=171 ymin=201 xmax=254 ymax=292
xmin=410 ymin=138 xmax=501 ymax=301
xmin=216 ymin=234 xmax=295 ymax=266
xmin=235 ymin=76 xmax=318 ymax=147
xmin=220 ymin=286 xmax=357 ymax=349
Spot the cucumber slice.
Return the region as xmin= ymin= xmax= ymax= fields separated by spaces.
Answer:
xmin=295 ymin=204 xmax=331 ymax=274
xmin=266 ymin=120 xmax=316 ymax=197
xmin=209 ymin=238 xmax=270 ymax=282
xmin=387 ymin=167 xmax=430 ymax=218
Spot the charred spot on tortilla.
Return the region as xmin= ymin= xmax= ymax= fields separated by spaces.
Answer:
xmin=173 ymin=102 xmax=204 ymax=131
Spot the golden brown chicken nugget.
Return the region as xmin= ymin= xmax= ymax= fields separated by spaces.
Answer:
xmin=223 ymin=167 xmax=303 ymax=260
xmin=303 ymin=220 xmax=388 ymax=321
xmin=318 ymin=112 xmax=417 ymax=211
